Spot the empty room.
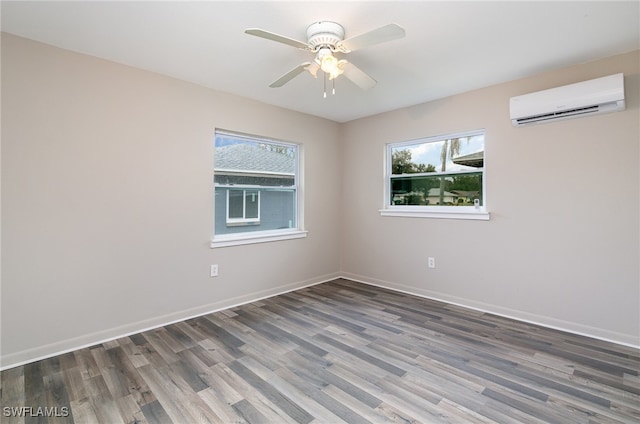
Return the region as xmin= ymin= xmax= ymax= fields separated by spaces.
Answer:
xmin=1 ymin=1 xmax=639 ymax=423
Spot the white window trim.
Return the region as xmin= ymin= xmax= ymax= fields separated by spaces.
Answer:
xmin=211 ymin=229 xmax=308 ymax=248
xmin=226 ymin=189 xmax=261 ymax=225
xmin=212 ymin=130 xmax=305 ymax=248
xmin=380 ymin=206 xmax=490 ymax=220
xmin=380 ymin=129 xmax=490 ymax=221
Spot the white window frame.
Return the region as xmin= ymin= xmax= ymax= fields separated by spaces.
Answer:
xmin=380 ymin=129 xmax=490 ymax=221
xmin=226 ymin=188 xmax=261 ymax=225
xmin=211 ymin=130 xmax=307 ymax=248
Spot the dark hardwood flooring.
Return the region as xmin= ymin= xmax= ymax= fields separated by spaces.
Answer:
xmin=1 ymin=278 xmax=639 ymax=423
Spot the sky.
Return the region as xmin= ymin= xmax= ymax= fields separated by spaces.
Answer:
xmin=395 ymin=134 xmax=484 ymax=172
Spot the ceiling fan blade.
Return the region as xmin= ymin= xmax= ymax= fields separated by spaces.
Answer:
xmin=269 ymin=62 xmax=312 ymax=88
xmin=305 ymin=61 xmax=320 ymax=78
xmin=338 ymin=23 xmax=405 ymax=52
xmin=245 ymin=28 xmax=310 ymax=50
xmin=341 ymin=61 xmax=377 ymax=90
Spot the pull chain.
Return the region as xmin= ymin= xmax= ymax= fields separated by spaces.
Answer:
xmin=322 ymin=73 xmax=337 ymax=98
xmin=323 ymin=72 xmax=327 ymax=98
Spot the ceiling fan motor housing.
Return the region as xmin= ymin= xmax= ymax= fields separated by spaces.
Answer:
xmin=306 ymin=21 xmax=345 ymax=51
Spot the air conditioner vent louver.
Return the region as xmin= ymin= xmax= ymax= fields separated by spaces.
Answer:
xmin=510 ymin=73 xmax=625 ymax=127
xmin=514 ymin=105 xmax=599 ymax=125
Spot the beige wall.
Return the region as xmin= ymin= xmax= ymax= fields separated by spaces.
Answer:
xmin=341 ymin=50 xmax=639 ymax=346
xmin=2 ymin=33 xmax=638 ymax=367
xmin=1 ymin=34 xmax=342 ymax=366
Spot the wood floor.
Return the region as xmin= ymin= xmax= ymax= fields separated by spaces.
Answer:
xmin=1 ymin=279 xmax=639 ymax=423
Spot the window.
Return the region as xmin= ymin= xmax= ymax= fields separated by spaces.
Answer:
xmin=212 ymin=130 xmax=306 ymax=247
xmin=227 ymin=189 xmax=260 ymax=225
xmin=381 ymin=130 xmax=489 ymax=220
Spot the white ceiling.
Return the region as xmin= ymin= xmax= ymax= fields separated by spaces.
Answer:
xmin=2 ymin=1 xmax=639 ymax=123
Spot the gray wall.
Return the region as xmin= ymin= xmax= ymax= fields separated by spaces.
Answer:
xmin=1 ymin=34 xmax=342 ymax=366
xmin=341 ymin=50 xmax=639 ymax=346
xmin=2 ymin=33 xmax=638 ymax=367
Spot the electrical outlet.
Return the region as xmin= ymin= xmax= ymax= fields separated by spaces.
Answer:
xmin=210 ymin=264 xmax=219 ymax=277
xmin=428 ymin=257 xmax=436 ymax=269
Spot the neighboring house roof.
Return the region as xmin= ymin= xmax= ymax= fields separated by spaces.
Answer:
xmin=215 ymin=144 xmax=295 ymax=175
xmin=452 ymin=151 xmax=484 ymax=168
xmin=427 ymin=188 xmax=457 ymax=197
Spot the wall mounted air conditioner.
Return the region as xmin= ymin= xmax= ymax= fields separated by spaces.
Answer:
xmin=509 ymin=73 xmax=625 ymax=127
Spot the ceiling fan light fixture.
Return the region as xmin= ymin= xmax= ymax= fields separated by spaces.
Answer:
xmin=317 ymin=48 xmax=343 ymax=79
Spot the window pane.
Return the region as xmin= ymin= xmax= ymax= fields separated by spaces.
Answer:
xmin=245 ymin=190 xmax=259 ymax=219
xmin=391 ymin=134 xmax=484 ymax=175
xmin=214 ymin=135 xmax=296 ymax=186
xmin=387 ymin=131 xmax=485 ymax=211
xmin=214 ymin=131 xmax=299 ymax=239
xmin=215 ymin=187 xmax=295 ymax=235
xmin=228 ymin=190 xmax=244 ymax=218
xmin=391 ymin=172 xmax=483 ymax=206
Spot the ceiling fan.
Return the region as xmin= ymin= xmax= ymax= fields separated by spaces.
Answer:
xmin=245 ymin=21 xmax=405 ymax=96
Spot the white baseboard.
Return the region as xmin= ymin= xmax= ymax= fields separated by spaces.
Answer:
xmin=0 ymin=272 xmax=341 ymax=370
xmin=3 ymin=271 xmax=636 ymax=370
xmin=340 ymin=272 xmax=640 ymax=350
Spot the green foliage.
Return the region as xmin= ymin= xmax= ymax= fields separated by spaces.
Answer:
xmin=392 ymin=150 xmax=413 ymax=174
xmin=449 ymin=174 xmax=482 ymax=191
xmin=392 ymin=149 xmax=435 ymax=174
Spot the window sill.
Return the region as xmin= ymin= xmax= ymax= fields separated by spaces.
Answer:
xmin=379 ymin=207 xmax=490 ymax=221
xmin=211 ymin=229 xmax=308 ymax=248
xmin=226 ymin=220 xmax=260 ymax=227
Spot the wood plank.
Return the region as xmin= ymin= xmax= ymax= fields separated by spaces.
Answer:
xmin=136 ymin=365 xmax=216 ymax=424
xmin=115 ymin=394 xmax=148 ymax=424
xmin=197 ymin=388 xmax=245 ymax=423
xmin=84 ymin=374 xmax=125 ymax=423
xmin=210 ymin=361 xmax=314 ymax=423
xmin=105 ymin=346 xmax=156 ymax=406
xmin=140 ymin=399 xmax=173 ymax=424
xmin=42 ymin=370 xmax=74 ymax=424
xmin=117 ymin=338 xmax=150 ymax=369
xmin=226 ymin=360 xmax=315 ymax=423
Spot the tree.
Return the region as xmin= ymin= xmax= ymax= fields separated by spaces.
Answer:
xmin=416 ymin=163 xmax=436 ymax=173
xmin=391 ymin=150 xmax=438 ymax=204
xmin=392 ymin=150 xmax=436 ymax=174
xmin=450 ymin=174 xmax=482 ymax=191
xmin=392 ymin=149 xmax=414 ymax=174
